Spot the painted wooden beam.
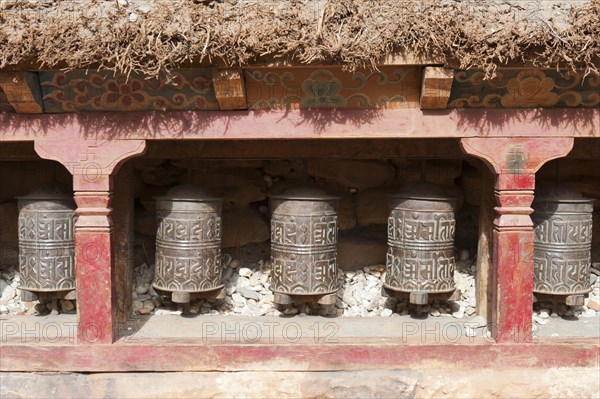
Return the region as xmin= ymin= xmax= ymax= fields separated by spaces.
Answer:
xmin=420 ymin=67 xmax=454 ymax=110
xmin=0 ymin=71 xmax=43 ymax=113
xmin=141 ymin=139 xmax=466 ymax=159
xmin=212 ymin=69 xmax=247 ymax=110
xmin=0 ymin=339 xmax=598 ymax=372
xmin=1 ymin=108 xmax=598 ymax=142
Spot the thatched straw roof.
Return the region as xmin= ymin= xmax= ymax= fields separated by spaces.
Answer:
xmin=0 ymin=0 xmax=598 ymax=78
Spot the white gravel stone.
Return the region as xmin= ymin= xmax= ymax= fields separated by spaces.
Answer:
xmin=143 ymin=300 xmax=155 ymax=311
xmin=381 ymin=308 xmax=393 ymax=317
xmin=237 ymin=287 xmax=260 ymax=301
xmin=452 ymin=306 xmax=465 ymax=319
xmin=581 ymin=308 xmax=597 ymax=318
xmin=0 ymin=284 xmax=16 ymax=305
xmin=114 ymin=251 xmax=597 ymax=321
xmin=59 ymin=299 xmax=75 ymax=312
xmin=238 ymin=268 xmax=253 ymax=277
xmin=284 ymin=307 xmax=298 ymax=315
xmin=225 ymin=284 xmax=236 ymax=295
xmin=231 ymin=293 xmax=245 ymax=307
xmin=135 ymin=285 xmax=149 ymax=295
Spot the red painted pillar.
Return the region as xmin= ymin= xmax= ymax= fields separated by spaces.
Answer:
xmin=460 ymin=138 xmax=574 ymax=343
xmin=34 ymin=139 xmax=146 ymax=344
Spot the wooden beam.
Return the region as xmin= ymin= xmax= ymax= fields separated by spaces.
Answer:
xmin=0 ymin=71 xmax=43 ymax=113
xmin=212 ymin=69 xmax=247 ymax=110
xmin=0 ymin=338 xmax=598 ymax=372
xmin=0 ymin=142 xmax=37 ymax=160
xmin=0 ymin=108 xmax=598 ymax=142
xmin=420 ymin=67 xmax=454 ymax=110
xmin=142 ymin=139 xmax=465 ymax=159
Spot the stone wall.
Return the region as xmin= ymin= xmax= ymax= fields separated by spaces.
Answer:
xmin=2 ymin=368 xmax=599 ymax=399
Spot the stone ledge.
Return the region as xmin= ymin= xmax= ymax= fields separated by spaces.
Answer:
xmin=2 ymin=368 xmax=599 ymax=399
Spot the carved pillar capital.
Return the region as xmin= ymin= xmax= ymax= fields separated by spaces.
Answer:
xmin=460 ymin=137 xmax=574 ymax=176
xmin=34 ymin=139 xmax=146 ymax=192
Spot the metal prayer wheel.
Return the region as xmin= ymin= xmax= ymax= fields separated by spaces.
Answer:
xmin=532 ymin=184 xmax=594 ymax=306
xmin=17 ymin=183 xmax=76 ymax=311
xmin=384 ymin=181 xmax=456 ymax=305
xmin=270 ymin=187 xmax=339 ymax=306
xmin=153 ymin=184 xmax=223 ymax=304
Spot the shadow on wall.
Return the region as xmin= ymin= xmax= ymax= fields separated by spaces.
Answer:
xmin=1 ymin=108 xmax=598 ymax=140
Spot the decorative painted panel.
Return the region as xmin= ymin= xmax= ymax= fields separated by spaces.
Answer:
xmin=448 ymin=69 xmax=600 ymax=108
xmin=245 ymin=67 xmax=421 ymax=110
xmin=39 ymin=69 xmax=219 ymax=113
xmin=0 ymin=87 xmax=15 ymax=112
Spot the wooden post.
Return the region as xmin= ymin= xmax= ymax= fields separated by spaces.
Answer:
xmin=460 ymin=137 xmax=574 ymax=343
xmin=34 ymin=139 xmax=146 ymax=344
xmin=112 ymin=164 xmax=135 ymax=324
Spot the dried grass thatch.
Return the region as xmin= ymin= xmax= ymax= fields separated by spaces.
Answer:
xmin=0 ymin=0 xmax=598 ymax=78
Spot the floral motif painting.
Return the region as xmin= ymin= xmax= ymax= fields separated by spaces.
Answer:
xmin=244 ymin=67 xmax=420 ymax=110
xmin=39 ymin=70 xmax=220 ymax=113
xmin=448 ymin=69 xmax=600 ymax=108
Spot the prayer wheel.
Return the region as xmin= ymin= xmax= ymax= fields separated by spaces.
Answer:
xmin=17 ymin=183 xmax=76 ymax=308
xmin=385 ymin=181 xmax=456 ymax=305
xmin=270 ymin=187 xmax=339 ymax=305
xmin=532 ymin=184 xmax=594 ymax=306
xmin=153 ymin=184 xmax=223 ymax=304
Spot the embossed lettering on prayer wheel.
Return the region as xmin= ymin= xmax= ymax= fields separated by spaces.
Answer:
xmin=17 ymin=183 xmax=76 ymax=292
xmin=385 ymin=181 xmax=456 ymax=302
xmin=532 ymin=184 xmax=593 ymax=297
xmin=270 ymin=188 xmax=339 ymax=296
xmin=153 ymin=185 xmax=223 ymax=302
